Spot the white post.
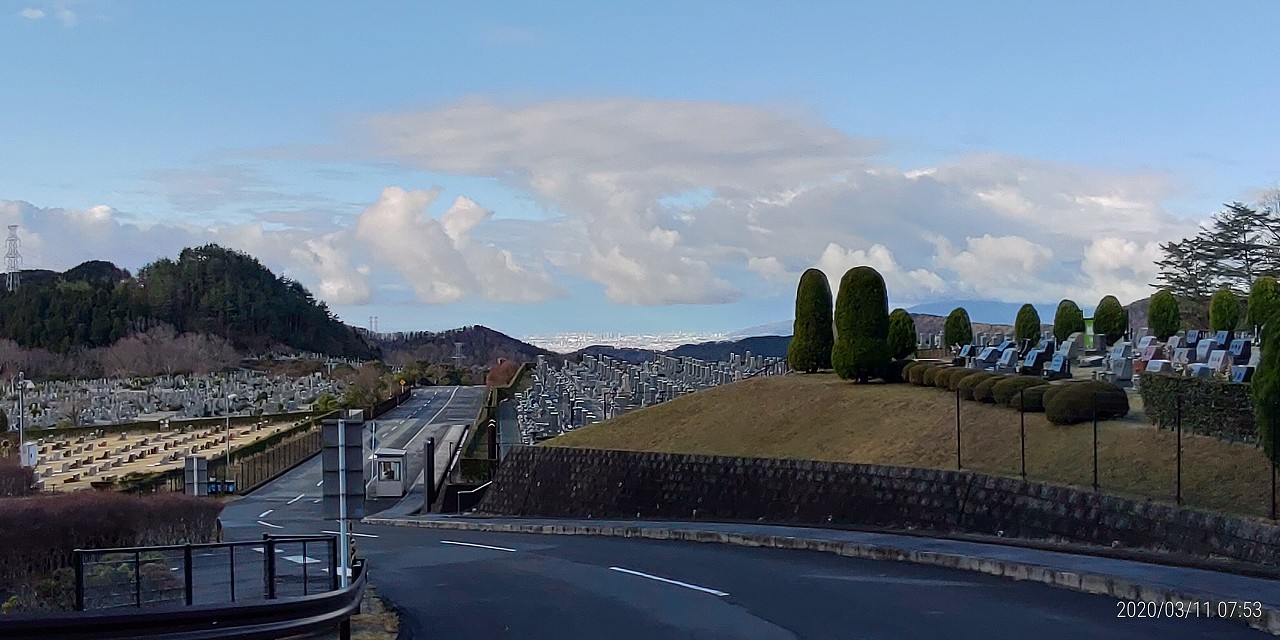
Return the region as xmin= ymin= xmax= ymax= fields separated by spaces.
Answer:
xmin=16 ymin=372 xmax=23 ymax=449
xmin=337 ymin=418 xmax=350 ymax=588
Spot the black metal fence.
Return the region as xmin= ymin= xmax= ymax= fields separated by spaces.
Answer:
xmin=74 ymin=535 xmax=340 ymax=611
xmin=950 ymin=386 xmax=1279 ymax=520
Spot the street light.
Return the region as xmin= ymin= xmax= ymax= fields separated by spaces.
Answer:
xmin=16 ymin=372 xmax=34 ymax=452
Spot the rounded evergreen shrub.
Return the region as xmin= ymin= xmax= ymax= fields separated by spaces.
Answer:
xmin=907 ymin=362 xmax=935 ymax=385
xmin=787 ymin=268 xmax=834 ymax=372
xmin=1044 ymin=381 xmax=1129 ymax=425
xmin=887 ymin=308 xmax=917 ymax=360
xmin=1008 ymin=384 xmax=1052 ymax=412
xmin=991 ymin=376 xmax=1049 ymax=406
xmin=972 ymin=375 xmax=1008 ymax=403
xmin=1250 ymin=276 xmax=1280 ymax=331
xmin=1148 ymin=289 xmax=1181 ymax=341
xmin=944 ymin=307 xmax=973 ymax=348
xmin=941 ymin=367 xmax=976 ymax=391
xmin=1093 ymin=295 xmax=1129 ymax=345
xmin=1053 ymin=299 xmax=1086 ymax=343
xmin=956 ymin=372 xmax=997 ymax=401
xmin=921 ymin=366 xmax=945 ymax=387
xmin=883 ymin=358 xmax=911 ymax=384
xmin=1014 ymin=304 xmax=1041 ymax=344
xmin=1210 ymin=287 xmax=1240 ymax=333
xmin=1254 ymin=306 xmax=1280 ymax=461
xmin=831 ymin=266 xmax=891 ymax=382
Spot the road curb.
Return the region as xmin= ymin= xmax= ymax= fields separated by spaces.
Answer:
xmin=364 ymin=517 xmax=1280 ymax=635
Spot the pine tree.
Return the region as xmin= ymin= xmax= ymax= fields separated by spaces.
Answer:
xmin=787 ymin=269 xmax=834 ymax=373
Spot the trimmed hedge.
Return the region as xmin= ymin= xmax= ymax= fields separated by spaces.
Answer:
xmin=906 ymin=363 xmax=928 ymax=385
xmin=956 ymin=372 xmax=998 ymax=401
xmin=943 ymin=368 xmax=978 ymax=391
xmin=1044 ymin=381 xmax=1130 ymax=425
xmin=883 ymin=359 xmax=911 ymax=384
xmin=1008 ymin=384 xmax=1052 ymax=412
xmin=1041 ymin=384 xmax=1067 ymax=407
xmin=921 ymin=366 xmax=946 ymax=387
xmin=991 ymin=376 xmax=1049 ymax=406
xmin=1139 ymin=372 xmax=1255 ymax=443
xmin=972 ymin=375 xmax=1008 ymax=403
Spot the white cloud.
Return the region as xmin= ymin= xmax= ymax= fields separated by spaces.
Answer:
xmin=746 ymin=256 xmax=792 ymax=282
xmin=817 ymin=243 xmax=945 ymax=303
xmin=55 ymin=7 xmax=74 ymax=26
xmin=18 ymin=8 xmax=44 ymax=20
xmin=289 ymin=233 xmax=373 ymax=305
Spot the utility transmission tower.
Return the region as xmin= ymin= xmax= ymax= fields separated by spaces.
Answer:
xmin=4 ymin=226 xmax=20 ymax=293
xmin=452 ymin=342 xmax=464 ymax=366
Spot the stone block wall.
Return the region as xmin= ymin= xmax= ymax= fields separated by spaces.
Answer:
xmin=480 ymin=446 xmax=1280 ymax=565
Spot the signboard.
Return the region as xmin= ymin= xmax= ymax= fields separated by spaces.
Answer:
xmin=184 ymin=456 xmax=208 ymax=497
xmin=322 ymin=410 xmax=366 ymax=520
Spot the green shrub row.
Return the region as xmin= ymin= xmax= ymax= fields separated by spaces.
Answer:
xmin=903 ymin=363 xmax=1128 ymax=424
xmin=1138 ymin=372 xmax=1256 ymax=443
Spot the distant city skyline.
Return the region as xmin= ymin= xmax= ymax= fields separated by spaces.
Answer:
xmin=3 ymin=2 xmax=1278 ymax=335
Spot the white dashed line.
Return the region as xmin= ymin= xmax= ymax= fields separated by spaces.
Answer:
xmin=257 ymin=520 xmax=284 ymax=529
xmin=287 ymin=494 xmax=305 ymax=505
xmin=258 ymin=509 xmax=273 ymax=518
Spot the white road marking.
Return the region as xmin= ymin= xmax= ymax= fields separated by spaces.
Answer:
xmin=258 ymin=509 xmax=273 ymax=518
xmin=440 ymin=540 xmax=515 ymax=552
xmin=316 ymin=480 xmax=323 ymax=487
xmin=282 ymin=555 xmax=322 ymax=565
xmin=287 ymin=494 xmax=305 ymax=505
xmin=320 ymin=530 xmax=380 ymax=539
xmin=257 ymin=520 xmax=284 ymax=529
xmin=312 ymin=498 xmax=322 ymax=504
xmin=609 ymin=567 xmax=729 ymax=597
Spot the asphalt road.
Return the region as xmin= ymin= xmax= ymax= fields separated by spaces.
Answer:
xmin=217 ymin=386 xmax=1267 ymax=639
xmin=220 ymin=385 xmax=487 ymax=540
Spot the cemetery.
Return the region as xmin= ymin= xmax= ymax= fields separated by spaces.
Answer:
xmin=515 ymin=352 xmax=788 ymax=443
xmin=3 ymin=368 xmax=349 ymax=492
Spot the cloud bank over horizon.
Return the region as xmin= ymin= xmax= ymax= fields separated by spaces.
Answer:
xmin=2 ymin=97 xmax=1215 ymax=324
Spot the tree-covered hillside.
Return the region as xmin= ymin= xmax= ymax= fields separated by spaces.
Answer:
xmin=0 ymin=245 xmax=374 ymax=358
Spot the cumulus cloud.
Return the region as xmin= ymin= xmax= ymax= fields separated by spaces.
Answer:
xmin=18 ymin=7 xmax=44 ymax=20
xmin=817 ymin=243 xmax=946 ymax=303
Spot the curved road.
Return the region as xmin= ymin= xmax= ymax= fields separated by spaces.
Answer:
xmin=220 ymin=388 xmax=1265 ymax=639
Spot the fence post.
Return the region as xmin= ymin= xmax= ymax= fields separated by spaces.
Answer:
xmin=329 ymin=536 xmax=340 ymax=591
xmin=183 ymin=543 xmax=193 ymax=606
xmin=134 ymin=551 xmax=141 ymax=608
xmin=1092 ymin=391 xmax=1099 ymax=492
xmin=1273 ymin=410 xmax=1278 ymax=521
xmin=955 ymin=386 xmax=962 ymax=470
xmin=425 ymin=437 xmax=436 ymax=511
xmin=264 ymin=535 xmax=277 ymax=600
xmin=1019 ymin=387 xmax=1026 ymax=479
xmin=1175 ymin=393 xmax=1182 ymax=505
xmin=73 ymin=549 xmax=84 ymax=611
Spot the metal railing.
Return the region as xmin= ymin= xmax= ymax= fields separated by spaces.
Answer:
xmin=73 ymin=535 xmax=340 ymax=612
xmin=456 ymin=480 xmax=492 ymax=513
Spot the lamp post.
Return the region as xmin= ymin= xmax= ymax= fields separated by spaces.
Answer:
xmin=16 ymin=372 xmax=28 ymax=449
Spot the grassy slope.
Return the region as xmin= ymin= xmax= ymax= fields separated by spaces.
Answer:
xmin=547 ymin=373 xmax=1274 ymax=518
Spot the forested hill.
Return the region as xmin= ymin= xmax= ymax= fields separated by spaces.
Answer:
xmin=0 ymin=245 xmax=375 ymax=358
xmin=374 ymin=325 xmax=560 ymax=366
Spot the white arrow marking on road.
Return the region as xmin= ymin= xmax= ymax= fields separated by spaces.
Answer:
xmin=320 ymin=530 xmax=380 ymax=539
xmin=258 ymin=509 xmax=273 ymax=518
xmin=609 ymin=567 xmax=728 ymax=597
xmin=257 ymin=520 xmax=284 ymax=529
xmin=287 ymin=494 xmax=305 ymax=505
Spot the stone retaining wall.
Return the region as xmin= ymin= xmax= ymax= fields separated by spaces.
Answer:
xmin=480 ymin=446 xmax=1280 ymax=565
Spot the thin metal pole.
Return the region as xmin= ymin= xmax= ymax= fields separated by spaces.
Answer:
xmin=183 ymin=544 xmax=193 ymax=606
xmin=1175 ymin=393 xmax=1182 ymax=505
xmin=1019 ymin=388 xmax=1026 ymax=479
xmin=302 ymin=540 xmax=309 ymax=596
xmin=1092 ymin=392 xmax=1099 ymax=492
xmin=425 ymin=437 xmax=435 ymax=511
xmin=17 ymin=372 xmax=23 ymax=451
xmin=1273 ymin=411 xmax=1278 ymax=520
xmin=134 ymin=551 xmax=141 ymax=608
xmin=955 ymin=387 xmax=962 ymax=470
xmin=229 ymin=545 xmax=236 ymax=602
xmin=73 ymin=550 xmax=84 ymax=611
xmin=337 ymin=419 xmax=350 ymax=588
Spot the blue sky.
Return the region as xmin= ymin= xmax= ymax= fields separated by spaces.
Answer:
xmin=3 ymin=1 xmax=1278 ymax=336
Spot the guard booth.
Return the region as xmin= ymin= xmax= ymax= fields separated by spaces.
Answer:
xmin=370 ymin=447 xmax=408 ymax=499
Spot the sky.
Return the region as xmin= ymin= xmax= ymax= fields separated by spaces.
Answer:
xmin=3 ymin=1 xmax=1279 ymax=337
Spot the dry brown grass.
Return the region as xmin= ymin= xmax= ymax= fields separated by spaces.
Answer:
xmin=547 ymin=373 xmax=1275 ymax=519
xmin=351 ymin=586 xmax=400 ymax=640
